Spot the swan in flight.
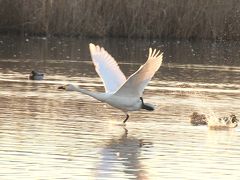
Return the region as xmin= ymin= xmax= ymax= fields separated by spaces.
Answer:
xmin=58 ymin=43 xmax=163 ymax=123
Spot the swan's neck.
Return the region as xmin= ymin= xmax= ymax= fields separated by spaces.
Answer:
xmin=71 ymin=85 xmax=107 ymax=101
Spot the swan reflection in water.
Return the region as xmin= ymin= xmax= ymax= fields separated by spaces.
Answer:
xmin=95 ymin=128 xmax=153 ymax=179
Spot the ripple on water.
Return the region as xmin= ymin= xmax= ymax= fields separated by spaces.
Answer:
xmin=0 ymin=55 xmax=240 ymax=179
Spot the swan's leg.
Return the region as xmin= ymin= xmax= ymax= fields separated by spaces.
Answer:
xmin=123 ymin=114 xmax=129 ymax=123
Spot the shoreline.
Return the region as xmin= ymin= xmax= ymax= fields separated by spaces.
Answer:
xmin=0 ymin=0 xmax=239 ymax=40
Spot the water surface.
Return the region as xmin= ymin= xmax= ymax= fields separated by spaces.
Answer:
xmin=0 ymin=36 xmax=240 ymax=179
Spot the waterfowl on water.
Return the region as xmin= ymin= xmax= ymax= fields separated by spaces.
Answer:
xmin=29 ymin=70 xmax=44 ymax=80
xmin=58 ymin=43 xmax=163 ymax=123
xmin=208 ymin=114 xmax=239 ymax=130
xmin=190 ymin=112 xmax=208 ymax=126
xmin=190 ymin=112 xmax=239 ymax=129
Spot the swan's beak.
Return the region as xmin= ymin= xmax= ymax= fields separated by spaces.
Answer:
xmin=58 ymin=85 xmax=66 ymax=90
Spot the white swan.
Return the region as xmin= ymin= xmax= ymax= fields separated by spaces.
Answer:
xmin=58 ymin=43 xmax=163 ymax=123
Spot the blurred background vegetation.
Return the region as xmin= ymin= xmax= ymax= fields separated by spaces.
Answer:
xmin=0 ymin=0 xmax=239 ymax=40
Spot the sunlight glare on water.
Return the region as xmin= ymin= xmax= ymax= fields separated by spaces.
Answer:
xmin=0 ymin=37 xmax=240 ymax=179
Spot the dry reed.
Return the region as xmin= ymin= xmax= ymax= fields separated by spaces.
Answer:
xmin=0 ymin=0 xmax=239 ymax=40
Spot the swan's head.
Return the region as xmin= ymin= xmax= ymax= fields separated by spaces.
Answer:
xmin=58 ymin=84 xmax=77 ymax=91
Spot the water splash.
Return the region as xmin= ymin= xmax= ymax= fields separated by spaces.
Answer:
xmin=186 ymin=90 xmax=220 ymax=124
xmin=186 ymin=90 xmax=238 ymax=129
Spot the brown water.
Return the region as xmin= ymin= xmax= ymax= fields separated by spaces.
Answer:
xmin=0 ymin=36 xmax=240 ymax=179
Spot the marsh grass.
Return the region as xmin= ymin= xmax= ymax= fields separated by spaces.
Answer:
xmin=0 ymin=0 xmax=239 ymax=40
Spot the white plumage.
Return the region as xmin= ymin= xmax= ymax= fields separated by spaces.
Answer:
xmin=89 ymin=43 xmax=126 ymax=93
xmin=58 ymin=43 xmax=163 ymax=123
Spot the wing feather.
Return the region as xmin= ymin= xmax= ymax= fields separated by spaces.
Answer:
xmin=114 ymin=48 xmax=163 ymax=97
xmin=89 ymin=43 xmax=126 ymax=93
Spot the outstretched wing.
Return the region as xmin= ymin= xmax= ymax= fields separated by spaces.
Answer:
xmin=114 ymin=48 xmax=163 ymax=97
xmin=89 ymin=43 xmax=126 ymax=93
